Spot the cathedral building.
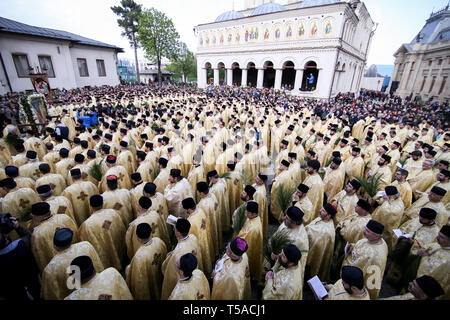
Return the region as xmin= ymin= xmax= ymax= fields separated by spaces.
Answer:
xmin=388 ymin=5 xmax=450 ymax=104
xmin=194 ymin=0 xmax=376 ymax=99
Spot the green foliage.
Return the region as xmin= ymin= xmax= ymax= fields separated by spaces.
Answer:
xmin=18 ymin=206 xmax=32 ymax=222
xmin=240 ymin=169 xmax=253 ymax=187
xmin=89 ymin=160 xmax=103 ymax=182
xmin=276 ymin=183 xmax=296 ymax=216
xmin=219 ymin=172 xmax=231 ymax=180
xmin=111 ymin=0 xmax=143 ymax=81
xmin=232 ymin=203 xmax=247 ymax=235
xmin=354 ymin=173 xmax=383 ymax=198
xmin=137 ymin=8 xmax=180 ymax=86
xmin=151 ymin=166 xmax=160 ymax=181
xmin=263 ymin=229 xmax=293 ymax=268
xmin=165 ymin=42 xmax=197 ymax=82
xmin=4 ymin=133 xmax=21 ymax=147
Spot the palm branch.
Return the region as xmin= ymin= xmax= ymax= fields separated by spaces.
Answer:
xmin=219 ymin=172 xmax=231 ymax=179
xmin=4 ymin=133 xmax=21 ymax=147
xmin=151 ymin=167 xmax=160 ymax=181
xmin=324 ymin=156 xmax=333 ymax=168
xmin=240 ymin=169 xmax=253 ymax=187
xmin=276 ymin=183 xmax=296 ymax=216
xmin=232 ymin=203 xmax=247 ymax=235
xmin=334 ymin=137 xmax=341 ymax=146
xmin=89 ymin=159 xmax=103 ymax=182
xmin=17 ymin=206 xmax=32 ymax=222
xmin=397 ymin=158 xmax=408 ymax=169
xmin=354 ymin=173 xmax=383 ymax=198
xmin=263 ymin=229 xmax=293 ymax=268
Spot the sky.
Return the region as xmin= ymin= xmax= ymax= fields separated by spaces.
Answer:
xmin=2 ymin=0 xmax=448 ymax=66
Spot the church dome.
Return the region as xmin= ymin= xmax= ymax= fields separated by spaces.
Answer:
xmin=250 ymin=2 xmax=286 ymax=16
xmin=215 ymin=10 xmax=245 ymax=22
xmin=297 ymin=0 xmax=340 ymax=9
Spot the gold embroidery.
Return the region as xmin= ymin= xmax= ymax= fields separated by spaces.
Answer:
xmin=102 ymin=220 xmax=112 ymax=230
xmin=77 ymin=191 xmax=88 ymax=201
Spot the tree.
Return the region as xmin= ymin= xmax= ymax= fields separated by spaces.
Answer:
xmin=111 ymin=0 xmax=143 ymax=83
xmin=137 ymin=8 xmax=180 ymax=86
xmin=165 ymin=42 xmax=197 ymax=82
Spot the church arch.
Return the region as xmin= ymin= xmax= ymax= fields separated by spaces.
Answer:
xmin=263 ymin=60 xmax=275 ymax=88
xmin=281 ymin=60 xmax=295 ymax=90
xmin=301 ymin=61 xmax=319 ymax=91
xmin=247 ymin=62 xmax=257 ymax=87
xmin=232 ymin=62 xmax=242 ymax=86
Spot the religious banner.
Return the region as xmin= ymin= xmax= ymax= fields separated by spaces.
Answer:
xmin=31 ymin=76 xmax=50 ymax=95
xmin=324 ymin=18 xmax=333 ymax=36
xmin=297 ymin=21 xmax=306 ymax=39
xmin=18 ymin=93 xmax=48 ymax=133
xmin=285 ymin=23 xmax=293 ymax=40
xmin=310 ymin=20 xmax=319 ymax=38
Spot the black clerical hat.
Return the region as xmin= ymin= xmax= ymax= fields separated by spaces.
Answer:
xmin=286 ymin=206 xmax=304 ymax=224
xmin=138 ymin=196 xmax=152 ymax=210
xmin=136 ymin=223 xmax=152 ymax=240
xmin=53 ymin=228 xmax=74 ymax=248
xmin=70 ymin=256 xmax=95 ymax=282
xmin=31 ymin=202 xmax=50 ymax=216
xmin=366 ymin=219 xmax=384 ymax=235
xmin=283 ymin=244 xmax=302 ymax=264
xmin=182 ymin=197 xmax=196 ymax=210
xmin=175 ymin=218 xmax=191 ymax=234
xmin=419 ymin=207 xmax=437 ymax=220
xmin=341 ymin=266 xmax=364 ymax=289
xmin=246 ymin=201 xmax=258 ymax=214
xmin=90 ymin=195 xmax=103 ymax=208
xmin=143 ymin=182 xmax=156 ymax=195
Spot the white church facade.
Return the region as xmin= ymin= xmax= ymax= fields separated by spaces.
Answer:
xmin=0 ymin=16 xmax=123 ymax=95
xmin=194 ymin=0 xmax=376 ymax=99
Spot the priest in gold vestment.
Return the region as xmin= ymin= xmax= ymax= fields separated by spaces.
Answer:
xmin=78 ymin=195 xmax=126 ymax=270
xmin=237 ymin=201 xmax=263 ymax=281
xmin=263 ymin=244 xmax=303 ymax=300
xmin=161 ymin=219 xmax=201 ymax=300
xmin=168 ymin=253 xmax=210 ymax=300
xmin=125 ymin=223 xmax=167 ymax=300
xmin=211 ymin=237 xmax=251 ymax=300
xmin=342 ymin=220 xmax=388 ymax=300
xmin=65 ymin=255 xmax=133 ymax=300
xmin=305 ymin=203 xmax=336 ymax=281
xmin=41 ymin=228 xmax=104 ymax=300
xmin=30 ymin=202 xmax=78 ymax=272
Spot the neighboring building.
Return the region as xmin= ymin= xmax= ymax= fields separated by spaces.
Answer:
xmin=140 ymin=69 xmax=174 ymax=83
xmin=388 ymin=5 xmax=450 ymax=103
xmin=117 ymin=60 xmax=137 ymax=83
xmin=194 ymin=0 xmax=376 ymax=99
xmin=360 ymin=64 xmax=393 ymax=91
xmin=0 ymin=16 xmax=123 ymax=95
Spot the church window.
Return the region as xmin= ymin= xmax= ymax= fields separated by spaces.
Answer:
xmin=12 ymin=53 xmax=30 ymax=78
xmin=38 ymin=56 xmax=55 ymax=78
xmin=77 ymin=58 xmax=89 ymax=77
xmin=429 ymin=76 xmax=436 ymax=93
xmin=96 ymin=59 xmax=106 ymax=77
xmin=420 ymin=76 xmax=427 ymax=92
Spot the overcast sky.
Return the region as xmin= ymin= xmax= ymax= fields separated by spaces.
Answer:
xmin=2 ymin=0 xmax=448 ymax=66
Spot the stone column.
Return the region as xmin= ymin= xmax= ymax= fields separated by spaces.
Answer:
xmin=274 ymin=68 xmax=283 ymax=90
xmin=241 ymin=68 xmax=248 ymax=87
xmin=294 ymin=68 xmax=303 ymax=91
xmin=227 ymin=68 xmax=233 ymax=86
xmin=214 ymin=68 xmax=219 ymax=86
xmin=257 ymin=68 xmax=264 ymax=89
xmin=199 ymin=67 xmax=207 ymax=88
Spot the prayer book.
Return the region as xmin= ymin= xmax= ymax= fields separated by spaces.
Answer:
xmin=166 ymin=214 xmax=178 ymax=226
xmin=393 ymin=229 xmax=413 ymax=239
xmin=307 ymin=275 xmax=328 ymax=300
